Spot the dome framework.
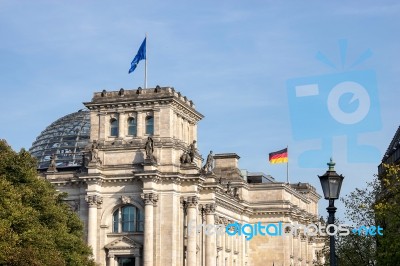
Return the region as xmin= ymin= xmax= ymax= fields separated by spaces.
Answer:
xmin=29 ymin=110 xmax=90 ymax=169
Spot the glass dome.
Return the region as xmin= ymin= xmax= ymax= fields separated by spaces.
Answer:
xmin=29 ymin=110 xmax=90 ymax=169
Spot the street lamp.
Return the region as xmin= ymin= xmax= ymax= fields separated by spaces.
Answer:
xmin=318 ymin=158 xmax=344 ymax=266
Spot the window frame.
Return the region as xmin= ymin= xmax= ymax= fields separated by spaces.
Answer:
xmin=112 ymin=205 xmax=144 ymax=233
xmin=110 ymin=118 xmax=119 ymax=137
xmin=145 ymin=116 xmax=154 ymax=135
xmin=127 ymin=117 xmax=137 ymax=136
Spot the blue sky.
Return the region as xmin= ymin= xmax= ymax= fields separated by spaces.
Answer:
xmin=1 ymin=0 xmax=399 ymax=220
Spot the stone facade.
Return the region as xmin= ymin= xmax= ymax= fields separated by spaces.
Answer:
xmin=41 ymin=86 xmax=324 ymax=266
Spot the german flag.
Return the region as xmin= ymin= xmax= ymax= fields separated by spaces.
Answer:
xmin=269 ymin=148 xmax=288 ymax=164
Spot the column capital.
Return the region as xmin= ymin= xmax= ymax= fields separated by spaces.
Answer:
xmin=141 ymin=192 xmax=158 ymax=206
xmin=186 ymin=196 xmax=198 ymax=207
xmin=85 ymin=195 xmax=103 ymax=208
xmin=204 ymin=203 xmax=216 ymax=214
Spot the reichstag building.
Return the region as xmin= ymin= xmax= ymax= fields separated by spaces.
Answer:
xmin=29 ymin=87 xmax=324 ymax=266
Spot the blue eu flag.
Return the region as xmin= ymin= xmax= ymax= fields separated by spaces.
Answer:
xmin=129 ymin=37 xmax=146 ymax=74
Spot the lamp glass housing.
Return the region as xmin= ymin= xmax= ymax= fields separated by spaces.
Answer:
xmin=319 ymin=173 xmax=344 ymax=200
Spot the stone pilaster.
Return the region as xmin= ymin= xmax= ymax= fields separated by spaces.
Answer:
xmin=141 ymin=193 xmax=158 ymax=266
xmin=118 ymin=112 xmax=125 ymax=139
xmin=204 ymin=204 xmax=216 ymax=266
xmin=85 ymin=195 xmax=103 ymax=260
xmin=186 ymin=196 xmax=198 ymax=266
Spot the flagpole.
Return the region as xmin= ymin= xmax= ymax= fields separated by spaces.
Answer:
xmin=286 ymin=145 xmax=289 ymax=183
xmin=144 ymin=33 xmax=148 ymax=89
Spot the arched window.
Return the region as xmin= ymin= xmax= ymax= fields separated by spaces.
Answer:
xmin=127 ymin=117 xmax=137 ymax=136
xmin=112 ymin=205 xmax=144 ymax=233
xmin=110 ymin=118 xmax=118 ymax=137
xmin=145 ymin=116 xmax=154 ymax=135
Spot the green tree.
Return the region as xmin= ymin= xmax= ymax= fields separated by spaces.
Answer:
xmin=335 ymin=184 xmax=378 ymax=266
xmin=0 ymin=140 xmax=95 ymax=266
xmin=317 ymin=163 xmax=400 ymax=266
xmin=374 ymin=163 xmax=400 ymax=265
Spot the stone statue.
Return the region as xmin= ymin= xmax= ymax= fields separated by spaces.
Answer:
xmin=180 ymin=151 xmax=191 ymax=164
xmin=202 ymin=150 xmax=214 ymax=173
xmin=47 ymin=154 xmax=57 ymax=172
xmin=188 ymin=140 xmax=197 ymax=163
xmin=90 ymin=141 xmax=99 ymax=162
xmin=226 ymin=181 xmax=232 ymax=194
xmin=233 ymin=187 xmax=240 ymax=199
xmin=145 ymin=137 xmax=154 ymax=159
xmin=88 ymin=141 xmax=102 ymax=165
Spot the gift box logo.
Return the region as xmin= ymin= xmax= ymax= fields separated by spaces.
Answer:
xmin=287 ymin=40 xmax=381 ymax=167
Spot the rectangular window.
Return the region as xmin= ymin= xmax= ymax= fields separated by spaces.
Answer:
xmin=113 ymin=211 xmax=119 ymax=232
xmin=145 ymin=116 xmax=154 ymax=135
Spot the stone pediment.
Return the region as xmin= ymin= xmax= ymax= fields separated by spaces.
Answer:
xmin=105 ymin=236 xmax=142 ymax=250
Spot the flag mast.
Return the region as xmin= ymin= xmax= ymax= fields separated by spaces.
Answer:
xmin=286 ymin=145 xmax=289 ymax=184
xmin=144 ymin=33 xmax=148 ymax=89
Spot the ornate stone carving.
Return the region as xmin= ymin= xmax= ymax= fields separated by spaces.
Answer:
xmin=215 ymin=216 xmax=229 ymax=226
xmin=121 ymin=195 xmax=132 ymax=204
xmin=204 ymin=203 xmax=216 ymax=214
xmin=141 ymin=193 xmax=158 ymax=206
xmin=284 ymin=226 xmax=292 ymax=234
xmin=225 ymin=182 xmax=241 ymax=200
xmin=186 ymin=196 xmax=198 ymax=207
xmin=85 ymin=195 xmax=103 ymax=207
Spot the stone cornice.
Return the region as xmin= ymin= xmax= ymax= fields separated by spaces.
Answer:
xmin=248 ymin=182 xmax=312 ymax=204
xmin=171 ymin=99 xmax=203 ymax=124
xmin=83 ymin=87 xmax=204 ymax=123
xmin=215 ymin=197 xmax=247 ymax=214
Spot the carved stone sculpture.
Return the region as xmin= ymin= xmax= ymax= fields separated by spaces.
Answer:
xmin=47 ymin=154 xmax=57 ymax=172
xmin=201 ymin=150 xmax=214 ymax=173
xmin=145 ymin=137 xmax=154 ymax=159
xmin=188 ymin=140 xmax=197 ymax=163
xmin=180 ymin=151 xmax=191 ymax=164
xmin=89 ymin=140 xmax=102 ymax=165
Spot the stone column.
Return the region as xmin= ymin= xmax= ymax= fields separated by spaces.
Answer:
xmin=98 ymin=112 xmax=106 ymax=140
xmin=187 ymin=196 xmax=198 ymax=266
xmin=135 ymin=255 xmax=141 ymax=266
xmin=118 ymin=112 xmax=125 ymax=139
xmin=307 ymin=237 xmax=314 ymax=266
xmin=137 ymin=112 xmax=144 ymax=137
xmin=85 ymin=195 xmax=103 ymax=261
xmin=141 ymin=193 xmax=158 ymax=266
xmin=293 ymin=234 xmax=299 ymax=264
xmin=205 ymin=204 xmax=216 ymax=266
xmin=107 ymin=254 xmax=116 ymax=266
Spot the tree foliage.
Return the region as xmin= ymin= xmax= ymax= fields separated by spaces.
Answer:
xmin=321 ymin=163 xmax=400 ymax=266
xmin=374 ymin=163 xmax=400 ymax=265
xmin=0 ymin=140 xmax=95 ymax=266
xmin=336 ymin=184 xmax=378 ymax=266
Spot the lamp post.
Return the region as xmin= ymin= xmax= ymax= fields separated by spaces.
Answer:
xmin=318 ymin=159 xmax=344 ymax=266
